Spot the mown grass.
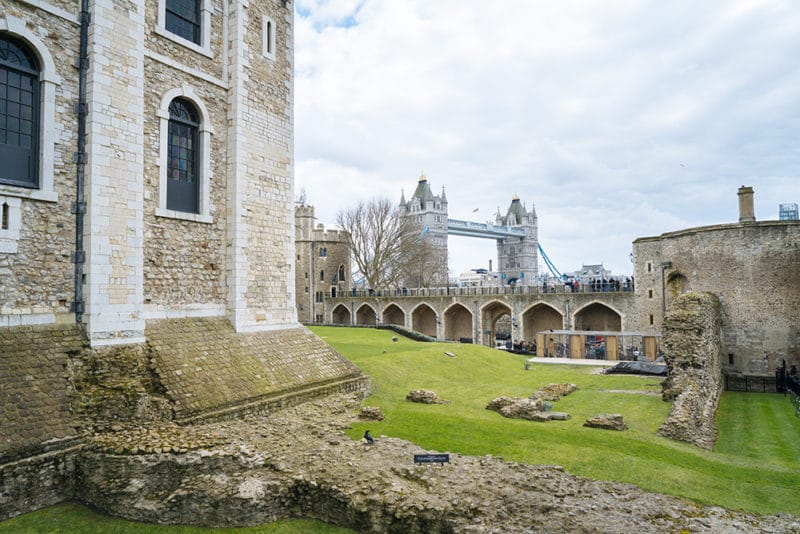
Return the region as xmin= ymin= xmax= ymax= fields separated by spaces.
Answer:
xmin=312 ymin=326 xmax=800 ymax=516
xmin=0 ymin=502 xmax=354 ymax=534
xmin=3 ymin=326 xmax=798 ymax=532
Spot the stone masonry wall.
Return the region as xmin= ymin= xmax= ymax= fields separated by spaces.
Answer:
xmin=0 ymin=3 xmax=80 ymax=320
xmin=633 ymin=220 xmax=800 ymax=375
xmin=658 ymin=292 xmax=723 ymax=449
xmin=142 ymin=58 xmax=228 ymax=308
xmin=0 ymin=324 xmax=86 ymax=462
xmin=146 ymin=318 xmax=368 ymax=421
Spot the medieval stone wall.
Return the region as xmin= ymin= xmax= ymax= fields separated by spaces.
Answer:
xmin=141 ymin=57 xmax=228 ymax=309
xmin=294 ymin=205 xmax=351 ymax=323
xmin=633 ymin=220 xmax=800 ymax=375
xmin=146 ymin=318 xmax=368 ymax=421
xmin=0 ymin=4 xmax=80 ymax=322
xmin=658 ymin=292 xmax=723 ymax=449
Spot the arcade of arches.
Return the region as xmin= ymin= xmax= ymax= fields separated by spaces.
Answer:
xmin=325 ymin=297 xmax=650 ymax=359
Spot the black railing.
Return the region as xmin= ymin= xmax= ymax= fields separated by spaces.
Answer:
xmin=724 ymin=374 xmax=778 ymax=393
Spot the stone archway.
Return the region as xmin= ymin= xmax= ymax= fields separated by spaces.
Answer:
xmin=356 ymin=304 xmax=377 ymax=326
xmin=666 ymin=272 xmax=689 ymax=310
xmin=481 ymin=301 xmax=512 ymax=347
xmin=444 ymin=303 xmax=473 ymax=342
xmin=411 ymin=303 xmax=437 ymax=338
xmin=331 ymin=304 xmax=351 ymax=325
xmin=573 ymin=303 xmax=622 ymax=331
xmin=382 ymin=303 xmax=405 ymax=326
xmin=521 ymin=303 xmax=563 ymax=343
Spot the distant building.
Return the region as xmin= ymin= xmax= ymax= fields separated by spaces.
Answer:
xmin=399 ymin=174 xmax=449 ymax=287
xmin=779 ymin=203 xmax=798 ymax=221
xmin=295 ymin=204 xmax=351 ymax=324
xmin=456 ymin=269 xmax=498 ymax=287
xmin=494 ymin=196 xmax=539 ymax=285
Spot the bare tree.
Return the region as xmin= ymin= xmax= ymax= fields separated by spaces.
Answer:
xmin=336 ymin=197 xmax=443 ymax=290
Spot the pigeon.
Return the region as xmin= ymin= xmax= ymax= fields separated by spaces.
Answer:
xmin=364 ymin=430 xmax=375 ymax=444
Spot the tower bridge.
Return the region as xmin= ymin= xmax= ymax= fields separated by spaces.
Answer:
xmin=400 ymin=174 xmax=539 ymax=286
xmin=324 ymin=285 xmax=660 ymax=360
xmin=446 ymin=218 xmax=526 ymax=239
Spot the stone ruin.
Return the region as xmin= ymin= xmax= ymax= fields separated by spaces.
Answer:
xmin=658 ymin=292 xmax=723 ymax=449
xmin=71 ymin=393 xmax=799 ymax=533
xmin=584 ymin=413 xmax=628 ymax=431
xmin=406 ymin=389 xmax=449 ymax=404
xmin=486 ymin=383 xmax=577 ymax=422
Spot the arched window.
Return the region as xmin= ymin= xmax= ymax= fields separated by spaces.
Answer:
xmin=166 ymin=97 xmax=200 ymax=213
xmin=338 ymin=264 xmax=345 ymax=283
xmin=320 ymin=270 xmax=324 ymax=281
xmin=0 ymin=34 xmax=39 ymax=188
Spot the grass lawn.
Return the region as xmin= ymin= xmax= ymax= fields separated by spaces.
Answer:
xmin=4 ymin=326 xmax=798 ymax=532
xmin=312 ymin=326 xmax=800 ymax=516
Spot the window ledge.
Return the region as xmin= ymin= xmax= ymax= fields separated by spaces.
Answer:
xmin=0 ymin=186 xmax=58 ymax=203
xmin=156 ymin=207 xmax=213 ymax=224
xmin=154 ymin=26 xmax=213 ymax=59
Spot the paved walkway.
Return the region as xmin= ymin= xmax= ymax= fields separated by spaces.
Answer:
xmin=527 ymin=356 xmax=618 ymax=367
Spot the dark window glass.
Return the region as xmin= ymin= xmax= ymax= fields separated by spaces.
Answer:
xmin=0 ymin=34 xmax=39 ymax=188
xmin=166 ymin=98 xmax=200 ymax=213
xmin=165 ymin=0 xmax=201 ymax=45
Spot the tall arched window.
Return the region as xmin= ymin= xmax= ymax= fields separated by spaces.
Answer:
xmin=167 ymin=97 xmax=199 ymax=213
xmin=338 ymin=264 xmax=345 ymax=283
xmin=0 ymin=34 xmax=39 ymax=188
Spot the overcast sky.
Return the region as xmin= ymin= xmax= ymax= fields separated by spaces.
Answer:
xmin=293 ymin=0 xmax=799 ymax=278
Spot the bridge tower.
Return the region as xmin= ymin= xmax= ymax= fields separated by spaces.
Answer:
xmin=495 ymin=196 xmax=538 ymax=285
xmin=399 ymin=173 xmax=449 ymax=286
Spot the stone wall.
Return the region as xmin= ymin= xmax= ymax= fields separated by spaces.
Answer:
xmin=658 ymin=292 xmax=723 ymax=449
xmin=295 ymin=204 xmax=351 ymax=324
xmin=633 ymin=220 xmax=800 ymax=375
xmin=0 ymin=324 xmax=85 ymax=462
xmin=146 ymin=318 xmax=369 ymax=421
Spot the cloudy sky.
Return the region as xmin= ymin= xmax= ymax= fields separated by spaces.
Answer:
xmin=293 ymin=0 xmax=799 ymax=278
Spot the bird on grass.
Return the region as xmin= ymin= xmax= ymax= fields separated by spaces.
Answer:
xmin=364 ymin=430 xmax=375 ymax=444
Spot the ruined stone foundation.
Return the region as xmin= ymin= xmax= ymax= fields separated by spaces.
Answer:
xmin=0 ymin=319 xmax=369 ymax=520
xmin=658 ymin=292 xmax=723 ymax=449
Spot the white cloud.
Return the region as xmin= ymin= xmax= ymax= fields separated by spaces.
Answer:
xmin=295 ymin=0 xmax=800 ymax=277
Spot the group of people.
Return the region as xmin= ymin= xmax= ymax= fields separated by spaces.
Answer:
xmin=541 ymin=277 xmax=635 ymax=294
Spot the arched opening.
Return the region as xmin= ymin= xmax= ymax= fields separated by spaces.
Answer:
xmin=521 ymin=303 xmax=563 ymax=344
xmin=666 ymin=272 xmax=689 ymax=309
xmin=382 ymin=303 xmax=405 ymax=326
xmin=481 ymin=301 xmax=512 ymax=347
xmin=331 ymin=304 xmax=350 ymax=325
xmin=444 ymin=303 xmax=473 ymax=342
xmin=574 ymin=303 xmax=622 ymax=331
xmin=356 ymin=304 xmax=377 ymax=326
xmin=411 ymin=303 xmax=437 ymax=338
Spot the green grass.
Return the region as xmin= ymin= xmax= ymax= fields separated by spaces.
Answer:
xmin=313 ymin=326 xmax=800 ymax=516
xmin=4 ymin=327 xmax=798 ymax=531
xmin=0 ymin=503 xmax=354 ymax=534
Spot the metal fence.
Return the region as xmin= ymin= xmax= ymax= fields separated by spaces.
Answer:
xmin=724 ymin=374 xmax=778 ymax=393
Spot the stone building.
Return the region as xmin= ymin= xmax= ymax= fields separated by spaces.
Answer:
xmin=399 ymin=173 xmax=449 ymax=286
xmin=495 ymin=195 xmax=538 ymax=285
xmin=0 ymin=0 xmax=367 ymax=520
xmin=295 ymin=204 xmax=350 ymax=323
xmin=632 ymin=186 xmax=800 ymax=376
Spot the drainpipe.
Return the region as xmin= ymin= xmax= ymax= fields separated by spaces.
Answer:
xmin=71 ymin=0 xmax=90 ymax=323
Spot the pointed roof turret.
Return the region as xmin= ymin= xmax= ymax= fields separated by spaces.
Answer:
xmin=503 ymin=195 xmax=528 ymax=226
xmin=399 ymin=188 xmax=406 ymax=206
xmin=412 ymin=173 xmax=435 ymax=203
xmin=441 ymin=186 xmax=447 ymax=203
